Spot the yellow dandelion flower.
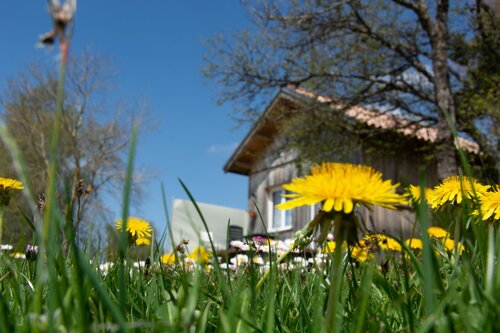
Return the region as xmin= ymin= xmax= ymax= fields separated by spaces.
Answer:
xmin=351 ymin=245 xmax=373 ymax=262
xmin=406 ymin=184 xmax=433 ymax=204
xmin=187 ymin=247 xmax=210 ymax=264
xmin=404 ymin=238 xmax=423 ymax=250
xmin=442 ymin=238 xmax=464 ymax=254
xmin=0 ymin=177 xmax=23 ymax=207
xmin=277 ymin=162 xmax=407 ymax=214
xmin=115 ymin=216 xmax=152 ymax=239
xmin=322 ymin=241 xmax=336 ymax=253
xmin=382 ymin=237 xmax=402 ymax=252
xmin=10 ymin=252 xmax=26 ymax=259
xmin=428 ymin=226 xmax=450 ymax=239
xmin=473 ymin=187 xmax=500 ymax=221
xmin=161 ymin=253 xmax=176 ymax=265
xmin=135 ymin=237 xmax=151 ymax=246
xmin=365 ymin=234 xmax=402 ymax=252
xmin=357 ymin=239 xmax=370 ymax=248
xmin=0 ymin=178 xmax=23 ymax=190
xmin=428 ymin=176 xmax=490 ymax=209
xmin=321 ymin=241 xmax=348 ymax=253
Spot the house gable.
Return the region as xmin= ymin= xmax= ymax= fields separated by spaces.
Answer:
xmin=224 ymin=90 xmax=300 ymax=175
xmin=224 ymin=87 xmax=479 ymax=239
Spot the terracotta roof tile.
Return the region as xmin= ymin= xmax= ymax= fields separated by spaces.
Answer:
xmin=291 ymin=87 xmax=479 ymax=154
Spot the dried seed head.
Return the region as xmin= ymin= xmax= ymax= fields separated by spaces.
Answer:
xmin=39 ymin=0 xmax=77 ymax=61
xmin=76 ymin=179 xmax=84 ymax=197
xmin=176 ymin=243 xmax=186 ymax=254
xmin=76 ymin=179 xmax=92 ymax=199
xmin=37 ymin=193 xmax=46 ymax=213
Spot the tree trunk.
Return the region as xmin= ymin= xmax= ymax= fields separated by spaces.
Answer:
xmin=431 ymin=0 xmax=458 ymax=180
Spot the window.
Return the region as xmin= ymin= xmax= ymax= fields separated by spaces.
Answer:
xmin=310 ymin=203 xmax=319 ymax=221
xmin=268 ymin=188 xmax=293 ymax=231
xmin=228 ymin=225 xmax=243 ymax=242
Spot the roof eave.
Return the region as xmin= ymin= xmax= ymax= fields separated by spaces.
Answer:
xmin=224 ymin=89 xmax=300 ymax=175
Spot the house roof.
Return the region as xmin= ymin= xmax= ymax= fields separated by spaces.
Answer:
xmin=224 ymin=87 xmax=480 ymax=176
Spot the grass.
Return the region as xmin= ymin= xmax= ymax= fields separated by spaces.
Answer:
xmin=1 ymin=221 xmax=499 ymax=332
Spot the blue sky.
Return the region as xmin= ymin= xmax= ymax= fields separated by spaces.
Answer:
xmin=0 ymin=1 xmax=254 ymax=233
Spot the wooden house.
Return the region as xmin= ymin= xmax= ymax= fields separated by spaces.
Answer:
xmin=224 ymin=87 xmax=479 ymax=240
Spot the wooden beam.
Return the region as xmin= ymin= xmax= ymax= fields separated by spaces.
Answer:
xmin=254 ymin=133 xmax=272 ymax=142
xmin=234 ymin=160 xmax=252 ymax=171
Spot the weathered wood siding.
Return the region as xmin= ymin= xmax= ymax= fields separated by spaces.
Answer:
xmin=247 ymin=136 xmax=299 ymax=239
xmin=247 ymin=139 xmax=438 ymax=240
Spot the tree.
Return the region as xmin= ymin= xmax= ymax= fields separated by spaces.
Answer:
xmin=453 ymin=0 xmax=500 ymax=180
xmin=205 ymin=0 xmax=499 ymax=180
xmin=0 ymin=51 xmax=145 ymax=244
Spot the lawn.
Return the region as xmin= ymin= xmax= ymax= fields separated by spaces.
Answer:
xmin=1 ymin=166 xmax=499 ymax=332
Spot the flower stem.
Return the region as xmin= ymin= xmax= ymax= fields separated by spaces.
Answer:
xmin=255 ymin=210 xmax=330 ymax=289
xmin=256 ymin=246 xmax=293 ymax=290
xmin=0 ymin=207 xmax=4 ymax=245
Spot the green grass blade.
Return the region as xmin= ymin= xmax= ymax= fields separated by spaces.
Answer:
xmin=118 ymin=122 xmax=140 ymax=312
xmin=485 ymin=223 xmax=495 ymax=294
xmin=178 ymin=178 xmax=230 ymax=301
xmin=417 ymin=174 xmax=438 ymax=318
xmin=74 ymin=249 xmax=129 ymax=332
xmin=352 ymin=263 xmax=374 ymax=333
xmin=160 ymin=183 xmax=176 ymax=257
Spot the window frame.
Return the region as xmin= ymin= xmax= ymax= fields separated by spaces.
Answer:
xmin=267 ymin=186 xmax=293 ymax=232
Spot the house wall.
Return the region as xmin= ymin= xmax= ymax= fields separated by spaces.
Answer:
xmin=247 ymin=138 xmax=439 ymax=240
xmin=247 ymin=137 xmax=304 ymax=239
